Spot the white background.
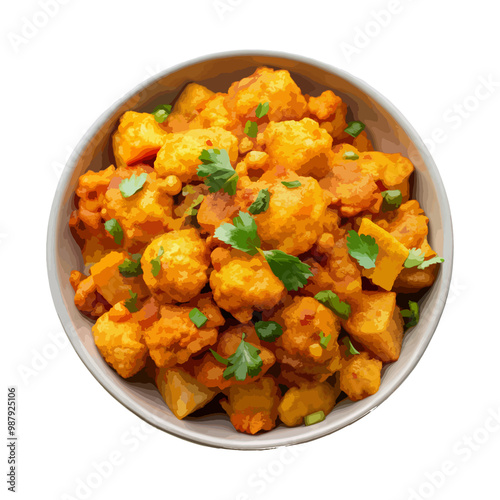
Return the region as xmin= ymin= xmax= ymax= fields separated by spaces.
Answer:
xmin=2 ymin=0 xmax=500 ymax=499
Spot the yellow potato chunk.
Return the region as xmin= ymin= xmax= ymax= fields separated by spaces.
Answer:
xmin=141 ymin=229 xmax=210 ymax=303
xmin=210 ymin=251 xmax=286 ymax=323
xmin=90 ymin=251 xmax=149 ymax=306
xmin=172 ymin=83 xmax=215 ymax=116
xmin=225 ymin=67 xmax=307 ymax=122
xmin=344 ymin=291 xmax=399 ymax=360
xmin=254 ymin=169 xmax=328 ymax=256
xmin=112 ymin=111 xmax=168 ymax=166
xmin=263 ymin=118 xmax=333 ymax=178
xmin=340 ymin=351 xmax=382 ymax=401
xmin=195 ymin=93 xmax=234 ymax=129
xmin=156 ymin=366 xmax=218 ymax=419
xmin=277 ymin=382 xmax=339 ymax=427
xmin=221 ymin=377 xmax=280 ymax=435
xmin=358 ymin=218 xmax=409 ymax=291
xmin=154 ymin=127 xmax=238 ymax=183
xmin=92 ymin=302 xmax=148 ymax=378
xmin=144 ymin=294 xmax=224 ymax=368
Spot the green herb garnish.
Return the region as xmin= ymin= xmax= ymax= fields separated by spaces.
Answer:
xmin=262 ymin=249 xmax=313 ymax=291
xmin=104 ymin=218 xmax=124 ymax=245
xmin=281 ymin=180 xmax=301 ymax=189
xmin=343 ymin=151 xmax=359 ymax=160
xmin=124 ymin=290 xmax=139 ymax=313
xmin=222 ymin=333 xmax=263 ymax=381
xmin=342 ymin=336 xmax=360 ymax=356
xmin=152 ymin=104 xmax=172 ymax=123
xmin=119 ymin=173 xmax=148 ymax=198
xmin=405 ymin=249 xmax=444 ymax=269
xmin=185 ymin=194 xmax=205 ymax=216
xmin=319 ymin=331 xmax=331 ymax=349
xmin=381 ymin=189 xmax=403 ymax=212
xmin=189 ymin=308 xmax=208 ymax=328
xmin=197 ymin=148 xmax=239 ymax=195
xmin=344 ymin=121 xmax=365 ymax=138
xmin=254 ymin=321 xmax=283 ymax=342
xmin=244 ymin=120 xmax=258 ymax=138
xmin=418 ymin=256 xmax=444 ymax=269
xmin=401 ymin=300 xmax=419 ymax=330
xmin=150 ymin=246 xmax=164 ymax=277
xmin=346 ymin=230 xmax=379 ymax=269
xmin=248 ymin=189 xmax=270 ymax=215
xmin=304 ymin=411 xmax=325 ymax=426
xmin=255 ymin=102 xmax=270 ymax=118
xmin=209 ymin=348 xmax=229 ymax=366
xmin=118 ymin=253 xmax=143 ymax=277
xmin=314 ymin=290 xmax=351 ymax=320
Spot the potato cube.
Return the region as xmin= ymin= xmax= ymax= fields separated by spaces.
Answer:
xmin=112 ymin=111 xmax=168 ymax=166
xmin=277 ymin=382 xmax=339 ymax=427
xmin=156 ymin=367 xmax=218 ymax=420
xmin=340 ymin=352 xmax=382 ymax=401
xmin=172 ymin=83 xmax=214 ymax=116
xmin=90 ymin=251 xmax=149 ymax=306
xmin=358 ymin=218 xmax=409 ymax=291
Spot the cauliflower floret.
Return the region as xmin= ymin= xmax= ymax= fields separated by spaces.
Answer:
xmin=112 ymin=111 xmax=168 ymax=166
xmin=308 ymin=90 xmax=343 ymax=121
xmin=195 ymin=93 xmax=234 ymax=129
xmin=89 ymin=251 xmax=150 ymax=306
xmin=70 ymin=271 xmax=110 ymax=318
xmin=194 ymin=325 xmax=276 ymax=390
xmin=209 ymin=249 xmax=286 ymax=323
xmin=144 ymin=294 xmax=224 ymax=368
xmin=141 ymin=229 xmax=210 ymax=303
xmin=92 ymin=302 xmax=148 ymax=378
xmin=253 ymin=169 xmax=328 ymax=256
xmin=273 ymin=296 xmax=341 ymax=370
xmin=277 ymin=382 xmax=339 ymax=427
xmin=221 ymin=377 xmax=280 ymax=435
xmin=154 ymin=127 xmax=238 ymax=183
xmin=102 ymin=169 xmax=181 ymax=247
xmin=340 ymin=351 xmax=382 ymax=401
xmin=197 ymin=191 xmax=240 ymax=235
xmin=225 ymin=67 xmax=307 ymax=122
xmin=263 ymin=118 xmax=333 ymax=178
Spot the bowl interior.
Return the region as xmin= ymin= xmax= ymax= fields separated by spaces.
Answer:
xmin=48 ymin=53 xmax=452 ymax=450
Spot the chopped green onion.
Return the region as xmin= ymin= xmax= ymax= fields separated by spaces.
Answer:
xmin=304 ymin=411 xmax=325 ymax=426
xmin=189 ymin=308 xmax=208 ymax=328
xmin=344 ymin=121 xmax=365 ymax=138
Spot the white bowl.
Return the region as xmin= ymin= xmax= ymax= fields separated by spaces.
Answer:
xmin=47 ymin=51 xmax=453 ymax=450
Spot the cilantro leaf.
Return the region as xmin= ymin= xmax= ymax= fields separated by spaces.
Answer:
xmin=319 ymin=331 xmax=331 ymax=349
xmin=401 ymin=300 xmax=419 ymax=330
xmin=254 ymin=321 xmax=283 ymax=342
xmin=263 ymin=249 xmax=313 ymax=291
xmin=119 ymin=173 xmax=148 ymax=198
xmin=152 ymin=104 xmax=172 ymax=123
xmin=222 ymin=333 xmax=263 ymax=381
xmin=185 ymin=194 xmax=204 ymax=216
xmin=244 ymin=120 xmax=258 ymax=138
xmin=343 ymin=151 xmax=360 ymax=160
xmin=189 ymin=308 xmax=208 ymax=328
xmin=418 ymin=256 xmax=445 ymax=269
xmin=124 ymin=290 xmax=139 ymax=313
xmin=281 ymin=180 xmax=301 ymax=189
xmin=248 ymin=188 xmax=270 ymax=215
xmin=182 ymin=184 xmax=196 ymax=196
xmin=344 ymin=121 xmax=365 ymax=138
xmin=209 ymin=348 xmax=229 ymax=366
xmin=342 ymin=336 xmax=360 ymax=356
xmin=314 ymin=290 xmax=351 ymax=320
xmin=404 ymin=248 xmax=426 ymax=268
xmin=214 ymin=211 xmax=261 ymax=255
xmin=118 ymin=253 xmax=143 ymax=278
xmin=255 ymin=102 xmax=270 ymax=118
xmin=346 ymin=230 xmax=379 ymax=269
xmin=381 ymin=189 xmax=403 ymax=212
xmin=197 ymin=149 xmax=239 ymax=195
xmin=104 ymin=218 xmax=124 ymax=245
xmin=150 ymin=246 xmax=164 ymax=277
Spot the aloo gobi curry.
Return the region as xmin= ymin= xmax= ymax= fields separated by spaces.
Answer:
xmin=69 ymin=67 xmax=443 ymax=434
